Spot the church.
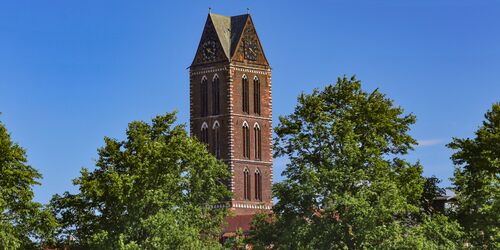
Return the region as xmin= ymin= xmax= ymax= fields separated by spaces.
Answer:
xmin=189 ymin=12 xmax=273 ymax=237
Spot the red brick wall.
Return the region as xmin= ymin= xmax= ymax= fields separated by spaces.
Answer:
xmin=190 ymin=67 xmax=230 ymax=160
xmin=190 ymin=63 xmax=273 ymax=216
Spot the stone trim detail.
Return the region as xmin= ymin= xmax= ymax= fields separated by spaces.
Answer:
xmin=232 ymin=159 xmax=273 ymax=165
xmin=232 ymin=202 xmax=272 ymax=210
xmin=190 ymin=66 xmax=228 ymax=76
xmin=227 ymin=66 xmax=235 ymax=195
xmin=230 ymin=63 xmax=271 ymax=74
xmin=212 ymin=202 xmax=272 ymax=210
xmin=212 ymin=203 xmax=229 ymax=209
xmin=266 ymin=71 xmax=273 ymax=193
xmin=191 ymin=113 xmax=272 ymax=121
xmin=230 ymin=67 xmax=269 ymax=75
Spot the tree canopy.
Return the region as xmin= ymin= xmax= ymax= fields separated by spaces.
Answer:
xmin=248 ymin=76 xmax=463 ymax=249
xmin=5 ymin=81 xmax=498 ymax=249
xmin=50 ymin=112 xmax=231 ymax=249
xmin=448 ymin=103 xmax=500 ymax=248
xmin=0 ymin=119 xmax=57 ymax=249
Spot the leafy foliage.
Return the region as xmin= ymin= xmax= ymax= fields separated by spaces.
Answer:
xmin=223 ymin=228 xmax=246 ymax=249
xmin=247 ymin=76 xmax=463 ymax=249
xmin=0 ymin=119 xmax=57 ymax=249
xmin=421 ymin=176 xmax=447 ymax=215
xmin=50 ymin=112 xmax=231 ymax=249
xmin=448 ymin=103 xmax=500 ymax=248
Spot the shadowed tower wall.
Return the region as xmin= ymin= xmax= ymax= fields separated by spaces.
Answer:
xmin=189 ymin=13 xmax=272 ymax=216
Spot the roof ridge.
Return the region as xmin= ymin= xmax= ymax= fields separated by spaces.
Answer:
xmin=208 ymin=13 xmax=227 ymax=18
xmin=229 ymin=15 xmax=248 ymax=57
xmin=209 ymin=12 xmax=248 ymax=18
xmin=209 ymin=13 xmax=249 ymax=59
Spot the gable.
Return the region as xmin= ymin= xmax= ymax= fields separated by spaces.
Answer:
xmin=191 ymin=15 xmax=230 ymax=66
xmin=191 ymin=13 xmax=269 ymax=67
xmin=230 ymin=15 xmax=269 ymax=66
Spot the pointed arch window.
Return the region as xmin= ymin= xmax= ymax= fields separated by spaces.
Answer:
xmin=212 ymin=75 xmax=220 ymax=115
xmin=242 ymin=75 xmax=249 ymax=113
xmin=255 ymin=169 xmax=262 ymax=201
xmin=253 ymin=76 xmax=260 ymax=115
xmin=244 ymin=168 xmax=251 ymax=200
xmin=201 ymin=76 xmax=208 ymax=116
xmin=201 ymin=122 xmax=209 ymax=145
xmin=242 ymin=122 xmax=250 ymax=159
xmin=213 ymin=121 xmax=220 ymax=159
xmin=254 ymin=123 xmax=261 ymax=160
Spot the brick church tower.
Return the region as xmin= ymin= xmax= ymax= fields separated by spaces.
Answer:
xmin=189 ymin=13 xmax=272 ymax=223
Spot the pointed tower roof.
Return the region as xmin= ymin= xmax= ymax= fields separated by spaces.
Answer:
xmin=208 ymin=13 xmax=249 ymax=59
xmin=191 ymin=13 xmax=268 ymax=67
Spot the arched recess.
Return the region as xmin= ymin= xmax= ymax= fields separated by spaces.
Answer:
xmin=212 ymin=74 xmax=220 ymax=115
xmin=243 ymin=168 xmax=251 ymax=200
xmin=242 ymin=121 xmax=250 ymax=158
xmin=200 ymin=122 xmax=209 ymax=144
xmin=253 ymin=76 xmax=260 ymax=115
xmin=242 ymin=75 xmax=249 ymax=113
xmin=254 ymin=168 xmax=262 ymax=201
xmin=254 ymin=122 xmax=261 ymax=160
xmin=212 ymin=120 xmax=220 ymax=158
xmin=201 ymin=75 xmax=208 ymax=116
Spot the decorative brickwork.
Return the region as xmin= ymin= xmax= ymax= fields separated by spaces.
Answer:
xmin=190 ymin=13 xmax=272 ymax=220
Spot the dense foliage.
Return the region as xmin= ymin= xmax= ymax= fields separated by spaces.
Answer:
xmin=248 ymin=76 xmax=463 ymax=249
xmin=0 ymin=120 xmax=57 ymax=249
xmin=50 ymin=113 xmax=231 ymax=249
xmin=448 ymin=103 xmax=500 ymax=248
xmin=3 ymin=82 xmax=498 ymax=249
xmin=421 ymin=176 xmax=447 ymax=215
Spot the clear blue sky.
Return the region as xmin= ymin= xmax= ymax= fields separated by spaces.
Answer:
xmin=1 ymin=1 xmax=499 ymax=204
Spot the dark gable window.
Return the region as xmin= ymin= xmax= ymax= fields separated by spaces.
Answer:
xmin=253 ymin=76 xmax=260 ymax=115
xmin=212 ymin=75 xmax=220 ymax=115
xmin=201 ymin=77 xmax=208 ymax=117
xmin=242 ymin=75 xmax=249 ymax=113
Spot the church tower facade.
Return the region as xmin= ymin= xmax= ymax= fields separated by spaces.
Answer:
xmin=190 ymin=13 xmax=272 ymax=216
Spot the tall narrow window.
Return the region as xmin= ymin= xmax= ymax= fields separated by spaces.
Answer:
xmin=242 ymin=122 xmax=250 ymax=158
xmin=242 ymin=75 xmax=249 ymax=113
xmin=213 ymin=121 xmax=220 ymax=159
xmin=212 ymin=75 xmax=220 ymax=115
xmin=201 ymin=77 xmax=208 ymax=116
xmin=201 ymin=122 xmax=209 ymax=145
xmin=254 ymin=123 xmax=261 ymax=160
xmin=243 ymin=168 xmax=251 ymax=200
xmin=253 ymin=76 xmax=260 ymax=115
xmin=255 ymin=169 xmax=262 ymax=201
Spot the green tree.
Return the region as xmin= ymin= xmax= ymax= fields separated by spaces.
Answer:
xmin=50 ymin=112 xmax=231 ymax=249
xmin=0 ymin=119 xmax=57 ymax=249
xmin=223 ymin=228 xmax=246 ymax=249
xmin=248 ymin=76 xmax=463 ymax=249
xmin=421 ymin=176 xmax=447 ymax=214
xmin=448 ymin=103 xmax=500 ymax=248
